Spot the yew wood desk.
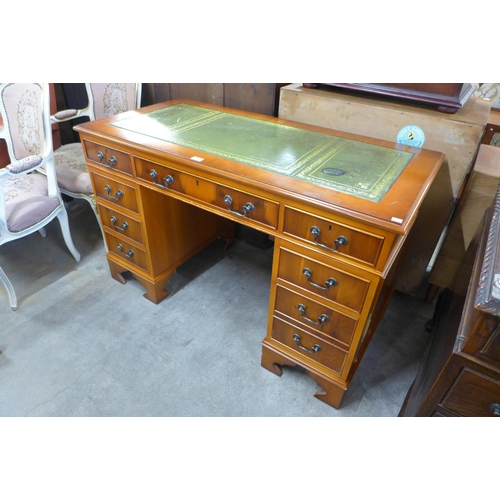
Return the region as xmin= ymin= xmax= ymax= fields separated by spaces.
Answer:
xmin=74 ymin=100 xmax=445 ymax=409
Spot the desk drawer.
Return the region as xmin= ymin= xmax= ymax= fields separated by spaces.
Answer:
xmin=283 ymin=206 xmax=386 ymax=268
xmin=136 ymin=157 xmax=279 ymax=229
xmin=277 ymin=245 xmax=372 ymax=313
xmin=214 ymin=184 xmax=279 ymax=229
xmin=84 ymin=140 xmax=133 ymax=176
xmin=274 ymin=284 xmax=357 ymax=347
xmin=105 ymin=232 xmax=148 ymax=272
xmin=92 ymin=172 xmax=139 ymax=214
xmin=441 ymin=368 xmax=500 ymax=417
xmin=136 ymin=157 xmax=215 ymax=200
xmin=98 ymin=204 xmax=144 ymax=244
xmin=271 ymin=317 xmax=347 ymax=375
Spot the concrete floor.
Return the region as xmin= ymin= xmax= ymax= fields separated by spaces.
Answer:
xmin=0 ymin=198 xmax=436 ymax=416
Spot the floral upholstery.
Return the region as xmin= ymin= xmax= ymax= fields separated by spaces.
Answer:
xmin=0 ymin=85 xmax=61 ymax=232
xmin=53 ymin=108 xmax=79 ymax=121
xmin=1 ymin=84 xmax=46 ymax=160
xmin=91 ymin=83 xmax=136 ymax=118
xmin=53 ymin=143 xmax=93 ymax=193
xmin=2 ymin=172 xmax=59 ymax=232
xmin=53 ymin=83 xmax=140 ymax=199
xmin=7 ymin=154 xmax=43 ymax=174
xmin=0 ymin=82 xmax=81 ymax=310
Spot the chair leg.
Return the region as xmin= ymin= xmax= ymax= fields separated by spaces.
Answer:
xmin=39 ymin=227 xmax=47 ymax=237
xmin=56 ymin=208 xmax=81 ymax=262
xmin=95 ymin=212 xmax=108 ymax=250
xmin=0 ymin=267 xmax=18 ymax=311
xmin=89 ymin=196 xmax=107 ymax=250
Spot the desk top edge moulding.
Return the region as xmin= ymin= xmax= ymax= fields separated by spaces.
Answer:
xmin=74 ymin=99 xmax=445 ymax=409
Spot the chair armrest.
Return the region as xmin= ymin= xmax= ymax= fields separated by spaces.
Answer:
xmin=2 ymin=155 xmax=43 ymax=175
xmin=51 ymin=109 xmax=81 ymax=123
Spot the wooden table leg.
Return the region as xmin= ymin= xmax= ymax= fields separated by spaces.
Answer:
xmin=107 ymin=259 xmax=129 ymax=285
xmin=135 ymin=271 xmax=174 ymax=304
xmin=306 ymin=372 xmax=346 ymax=409
xmin=261 ymin=342 xmax=346 ymax=409
xmin=106 ymin=258 xmax=174 ymax=304
xmin=261 ymin=342 xmax=291 ymax=376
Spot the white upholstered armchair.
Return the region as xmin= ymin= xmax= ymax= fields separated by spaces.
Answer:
xmin=0 ymin=83 xmax=81 ymax=310
xmin=50 ymin=83 xmax=142 ymax=227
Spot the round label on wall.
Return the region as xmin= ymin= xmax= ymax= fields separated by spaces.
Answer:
xmin=396 ymin=125 xmax=425 ymax=148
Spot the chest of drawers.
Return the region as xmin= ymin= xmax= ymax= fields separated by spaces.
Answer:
xmin=399 ymin=184 xmax=500 ymax=417
xmin=75 ymin=100 xmax=444 ymax=409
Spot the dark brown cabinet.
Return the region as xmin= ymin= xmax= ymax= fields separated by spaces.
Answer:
xmin=399 ymin=183 xmax=500 ymax=417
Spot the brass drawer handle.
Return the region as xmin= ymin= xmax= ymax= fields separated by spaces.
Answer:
xmin=491 ymin=403 xmax=500 ymax=416
xmin=293 ymin=333 xmax=322 ymax=354
xmin=97 ymin=151 xmax=117 ymax=168
xmin=302 ymin=268 xmax=337 ymax=290
xmin=224 ymin=195 xmax=254 ymax=217
xmin=310 ymin=226 xmax=348 ymax=252
xmin=104 ymin=185 xmax=124 ymax=201
xmin=110 ymin=216 xmax=128 ymax=232
xmin=149 ymin=169 xmax=174 ymax=189
xmin=117 ymin=243 xmax=134 ymax=258
xmin=297 ymin=303 xmax=329 ymax=325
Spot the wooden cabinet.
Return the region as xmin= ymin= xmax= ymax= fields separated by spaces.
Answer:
xmin=75 ymin=99 xmax=443 ymax=409
xmin=303 ymin=84 xmax=474 ymax=114
xmin=399 ymin=184 xmax=500 ymax=417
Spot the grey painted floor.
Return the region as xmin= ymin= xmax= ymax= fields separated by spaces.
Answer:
xmin=0 ymin=198 xmax=435 ymax=417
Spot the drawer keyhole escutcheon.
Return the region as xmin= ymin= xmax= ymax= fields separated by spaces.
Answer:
xmin=293 ymin=333 xmax=322 ymax=354
xmin=302 ymin=268 xmax=337 ymax=290
xmin=105 ymin=185 xmax=124 ymax=201
xmin=224 ymin=195 xmax=254 ymax=218
xmin=310 ymin=226 xmax=348 ymax=252
xmin=117 ymin=244 xmax=134 ymax=258
xmin=297 ymin=303 xmax=329 ymax=326
xmin=149 ymin=169 xmax=174 ymax=189
xmin=110 ymin=216 xmax=129 ymax=232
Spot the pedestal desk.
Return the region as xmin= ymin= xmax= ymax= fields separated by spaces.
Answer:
xmin=74 ymin=100 xmax=444 ymax=409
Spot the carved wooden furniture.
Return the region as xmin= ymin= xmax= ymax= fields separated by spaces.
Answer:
xmin=399 ymin=183 xmax=500 ymax=417
xmin=303 ymin=84 xmax=474 ymax=114
xmin=74 ymin=100 xmax=443 ymax=409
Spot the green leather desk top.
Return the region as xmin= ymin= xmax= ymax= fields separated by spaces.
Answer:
xmin=112 ymin=103 xmax=414 ymax=203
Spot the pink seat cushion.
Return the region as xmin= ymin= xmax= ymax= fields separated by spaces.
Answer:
xmin=3 ymin=172 xmax=60 ymax=232
xmin=53 ymin=143 xmax=93 ymax=194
